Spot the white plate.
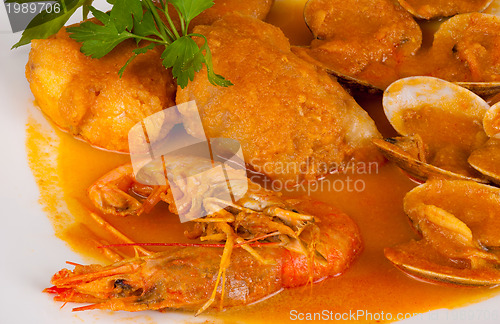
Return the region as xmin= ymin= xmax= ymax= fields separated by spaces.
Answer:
xmin=0 ymin=3 xmax=209 ymax=323
xmin=0 ymin=2 xmax=498 ymax=323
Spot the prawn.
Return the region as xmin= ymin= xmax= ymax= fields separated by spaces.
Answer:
xmin=46 ymin=158 xmax=363 ymax=314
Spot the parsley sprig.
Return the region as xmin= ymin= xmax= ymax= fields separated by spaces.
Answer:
xmin=12 ymin=0 xmax=232 ymax=89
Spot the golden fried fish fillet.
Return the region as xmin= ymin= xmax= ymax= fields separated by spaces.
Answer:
xmin=26 ymin=0 xmax=274 ymax=152
xmin=177 ymin=14 xmax=383 ymax=183
xmin=26 ymin=28 xmax=177 ymax=152
xmin=168 ymin=0 xmax=274 ymax=28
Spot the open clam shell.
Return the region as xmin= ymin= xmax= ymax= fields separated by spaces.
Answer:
xmin=386 ymin=180 xmax=500 ymax=286
xmin=303 ymin=0 xmax=422 ymax=47
xmin=386 ymin=240 xmax=500 ymax=287
xmin=431 ymin=13 xmax=500 ymax=97
xmin=384 ymin=77 xmax=489 ymax=135
xmin=468 ymin=102 xmax=500 ymax=184
xmin=301 ymin=5 xmax=500 ymax=96
xmin=484 ymin=101 xmax=500 ymax=138
xmin=301 ymin=0 xmax=422 ymax=93
xmin=379 ymin=76 xmax=490 ymax=182
xmin=291 ymin=46 xmax=383 ymax=95
xmin=469 ymin=139 xmax=500 ymax=185
xmin=455 ymin=82 xmax=500 ymax=99
xmin=373 ymin=137 xmax=487 ymax=183
xmin=397 ymin=0 xmax=494 ymax=20
xmin=405 ymin=180 xmax=500 ymax=248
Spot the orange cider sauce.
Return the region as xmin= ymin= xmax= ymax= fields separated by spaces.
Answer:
xmin=26 ymin=0 xmax=500 ymax=323
xmin=266 ymin=0 xmax=314 ymax=46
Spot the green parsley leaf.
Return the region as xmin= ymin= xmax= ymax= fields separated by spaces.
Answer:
xmin=67 ymin=9 xmax=135 ymax=58
xmin=132 ymin=10 xmax=159 ymax=38
xmin=161 ymin=36 xmax=201 ymax=88
xmin=82 ymin=0 xmax=95 ymax=20
xmin=109 ymin=0 xmax=143 ymax=33
xmin=199 ymin=38 xmax=233 ymax=87
xmin=87 ymin=5 xmax=110 ymax=24
xmin=169 ymin=0 xmax=214 ymax=26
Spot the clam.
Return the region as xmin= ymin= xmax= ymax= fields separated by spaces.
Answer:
xmin=385 ymin=180 xmax=500 ymax=286
xmin=300 ymin=3 xmax=500 ymax=96
xmin=397 ymin=0 xmax=494 ymax=20
xmin=468 ymin=102 xmax=500 ymax=184
xmin=483 ymin=101 xmax=500 ymax=138
xmin=468 ymin=139 xmax=500 ymax=185
xmin=300 ymin=0 xmax=422 ymax=92
xmin=376 ymin=76 xmax=490 ymax=183
xmin=455 ymin=82 xmax=500 ymax=99
xmin=291 ymin=46 xmax=383 ymax=94
xmin=372 ymin=137 xmax=486 ymax=183
xmin=431 ymin=13 xmax=500 ymax=97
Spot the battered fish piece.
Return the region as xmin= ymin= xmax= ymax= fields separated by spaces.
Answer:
xmin=159 ymin=0 xmax=274 ymax=34
xmin=27 ymin=0 xmax=274 ymax=152
xmin=26 ymin=28 xmax=177 ymax=152
xmin=184 ymin=0 xmax=273 ymax=27
xmin=177 ymin=14 xmax=382 ymax=182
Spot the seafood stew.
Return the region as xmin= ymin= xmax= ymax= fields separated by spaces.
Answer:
xmin=14 ymin=0 xmax=500 ymax=323
xmin=28 ymin=117 xmax=500 ymax=323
